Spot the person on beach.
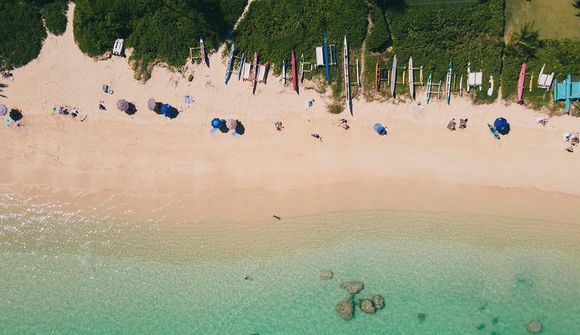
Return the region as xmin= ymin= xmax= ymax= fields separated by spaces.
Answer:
xmin=537 ymin=117 xmax=548 ymax=126
xmin=71 ymin=107 xmax=79 ymax=118
xmin=447 ymin=119 xmax=456 ymax=131
xmin=274 ymin=121 xmax=283 ymax=131
xmin=459 ymin=118 xmax=468 ymax=129
xmin=98 ymin=101 xmax=106 ymax=111
xmin=339 ymin=119 xmax=349 ymax=130
xmin=311 ymin=133 xmax=322 ymax=141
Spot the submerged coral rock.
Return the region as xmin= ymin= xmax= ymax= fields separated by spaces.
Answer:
xmin=320 ymin=270 xmax=334 ymax=280
xmin=340 ymin=281 xmax=364 ymax=294
xmin=372 ymin=295 xmax=384 ymax=309
xmin=417 ymin=313 xmax=426 ymax=322
xmin=335 ymin=299 xmax=354 ymax=321
xmin=527 ymin=320 xmax=542 ymax=333
xmin=359 ymin=299 xmax=376 ymax=314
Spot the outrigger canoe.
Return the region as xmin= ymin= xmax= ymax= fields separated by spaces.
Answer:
xmin=237 ymin=53 xmax=245 ymax=81
xmin=323 ymin=33 xmax=331 ymax=84
xmin=250 ymin=52 xmax=258 ymax=94
xmin=445 ymin=62 xmax=452 ymax=105
xmin=291 ymin=49 xmax=298 ymax=93
xmin=426 ymin=73 xmax=432 ymax=104
xmin=391 ymin=55 xmax=397 ymax=97
xmin=344 ymin=36 xmax=352 ymax=115
xmin=199 ymin=38 xmax=206 ymax=66
xmin=282 ymin=61 xmax=287 ymax=84
xmin=517 ymin=63 xmax=527 ymax=102
xmin=409 ymin=57 xmax=415 ymax=100
xmin=375 ymin=61 xmax=380 ymax=91
xmin=224 ymin=44 xmax=235 ymax=84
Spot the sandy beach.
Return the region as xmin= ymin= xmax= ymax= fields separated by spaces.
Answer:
xmin=1 ymin=4 xmax=579 ymax=224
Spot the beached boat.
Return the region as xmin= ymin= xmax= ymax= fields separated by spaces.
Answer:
xmin=250 ymin=52 xmax=258 ymax=94
xmin=224 ymin=44 xmax=235 ymax=84
xmin=459 ymin=75 xmax=463 ymax=96
xmin=237 ymin=53 xmax=245 ymax=81
xmin=282 ymin=61 xmax=287 ymax=84
xmin=445 ymin=62 xmax=452 ymax=105
xmin=343 ymin=36 xmax=352 ymax=116
xmin=426 ymin=73 xmax=432 ymax=104
xmin=376 ymin=61 xmax=380 ymax=91
xmin=300 ymin=53 xmax=305 ymax=83
xmin=199 ymin=38 xmax=206 ymax=66
xmin=291 ymin=50 xmax=298 ymax=93
xmin=517 ymin=63 xmax=527 ymax=102
xmin=408 ymin=57 xmax=415 ymax=100
xmin=391 ymin=55 xmax=397 ymax=97
xmin=324 ymin=33 xmax=331 ymax=84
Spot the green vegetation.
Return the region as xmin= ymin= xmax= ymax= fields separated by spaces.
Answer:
xmin=73 ymin=0 xmax=247 ymax=79
xmin=0 ymin=0 xmax=68 ymax=69
xmin=380 ymin=0 xmax=505 ymax=103
xmin=505 ymin=0 xmax=580 ymax=41
xmin=38 ymin=0 xmax=68 ymax=36
xmin=233 ymin=0 xmax=368 ymax=75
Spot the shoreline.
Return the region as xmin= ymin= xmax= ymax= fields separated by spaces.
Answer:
xmin=1 ymin=4 xmax=579 ymax=227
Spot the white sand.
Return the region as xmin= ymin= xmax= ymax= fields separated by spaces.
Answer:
xmin=1 ymin=4 xmax=579 ymax=224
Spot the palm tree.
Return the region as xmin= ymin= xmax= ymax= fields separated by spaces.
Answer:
xmin=510 ymin=22 xmax=539 ymax=57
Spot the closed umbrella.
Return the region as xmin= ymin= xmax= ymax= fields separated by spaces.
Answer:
xmin=494 ymin=117 xmax=510 ymax=135
xmin=117 ymin=99 xmax=129 ymax=112
xmin=0 ymin=104 xmax=7 ymax=116
xmin=147 ymin=98 xmax=156 ymax=111
xmin=226 ymin=119 xmax=237 ymax=130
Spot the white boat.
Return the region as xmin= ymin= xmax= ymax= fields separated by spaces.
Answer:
xmin=408 ymin=57 xmax=414 ymax=99
xmin=391 ymin=55 xmax=397 ymax=97
xmin=343 ymin=36 xmax=352 ymax=115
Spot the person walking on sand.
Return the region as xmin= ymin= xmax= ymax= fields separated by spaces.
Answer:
xmin=447 ymin=118 xmax=456 ymax=131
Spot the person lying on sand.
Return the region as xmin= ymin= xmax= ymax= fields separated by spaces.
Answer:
xmin=447 ymin=119 xmax=456 ymax=131
xmin=537 ymin=117 xmax=548 ymax=126
xmin=71 ymin=108 xmax=79 ymax=118
xmin=339 ymin=119 xmax=350 ymax=130
xmin=311 ymin=133 xmax=322 ymax=141
xmin=98 ymin=101 xmax=106 ymax=111
xmin=459 ymin=119 xmax=468 ymax=129
xmin=274 ymin=121 xmax=283 ymax=131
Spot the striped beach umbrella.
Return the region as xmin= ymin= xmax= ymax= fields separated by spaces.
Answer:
xmin=116 ymin=99 xmax=129 ymax=112
xmin=147 ymin=98 xmax=156 ymax=111
xmin=226 ymin=119 xmax=237 ymax=130
xmin=0 ymin=104 xmax=7 ymax=116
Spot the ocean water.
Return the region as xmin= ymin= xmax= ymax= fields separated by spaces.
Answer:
xmin=1 ymin=206 xmax=579 ymax=334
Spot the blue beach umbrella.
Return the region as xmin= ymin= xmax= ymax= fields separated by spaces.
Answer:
xmin=374 ymin=123 xmax=387 ymax=136
xmin=160 ymin=104 xmax=172 ymax=118
xmin=211 ymin=118 xmax=222 ymax=129
xmin=494 ymin=117 xmax=510 ymax=135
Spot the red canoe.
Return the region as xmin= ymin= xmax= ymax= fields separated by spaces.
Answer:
xmin=517 ymin=63 xmax=526 ymax=102
xmin=376 ymin=61 xmax=380 ymax=91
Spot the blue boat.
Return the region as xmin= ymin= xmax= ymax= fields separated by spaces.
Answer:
xmin=323 ymin=33 xmax=331 ymax=84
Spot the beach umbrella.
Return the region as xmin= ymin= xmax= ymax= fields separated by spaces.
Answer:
xmin=160 ymin=103 xmax=172 ymax=118
xmin=211 ymin=118 xmax=222 ymax=129
xmin=0 ymin=104 xmax=7 ymax=116
xmin=9 ymin=109 xmax=23 ymax=121
xmin=116 ymin=99 xmax=129 ymax=112
xmin=147 ymin=98 xmax=156 ymax=111
xmin=226 ymin=119 xmax=237 ymax=130
xmin=494 ymin=117 xmax=510 ymax=135
xmin=374 ymin=123 xmax=387 ymax=136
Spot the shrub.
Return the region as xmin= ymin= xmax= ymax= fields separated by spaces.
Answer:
xmin=41 ymin=0 xmax=68 ymax=36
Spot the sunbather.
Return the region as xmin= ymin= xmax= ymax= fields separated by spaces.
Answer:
xmin=537 ymin=117 xmax=548 ymax=126
xmin=311 ymin=133 xmax=322 ymax=141
xmin=99 ymin=101 xmax=106 ymax=111
xmin=447 ymin=118 xmax=456 ymax=131
xmin=459 ymin=118 xmax=468 ymax=129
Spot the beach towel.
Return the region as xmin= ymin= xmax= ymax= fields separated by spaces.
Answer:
xmin=3 ymin=116 xmax=14 ymax=127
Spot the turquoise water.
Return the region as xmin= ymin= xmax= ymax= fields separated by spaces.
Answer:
xmin=1 ymin=207 xmax=580 ymax=334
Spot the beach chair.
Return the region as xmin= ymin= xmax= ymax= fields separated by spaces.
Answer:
xmin=242 ymin=63 xmax=251 ymax=81
xmin=3 ymin=115 xmax=14 ymax=127
xmin=467 ymin=72 xmax=483 ymax=92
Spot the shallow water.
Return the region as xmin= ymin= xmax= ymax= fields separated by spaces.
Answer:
xmin=1 ymin=204 xmax=579 ymax=334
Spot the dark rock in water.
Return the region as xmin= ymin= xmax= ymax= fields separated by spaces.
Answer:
xmin=478 ymin=303 xmax=487 ymax=311
xmin=492 ymin=317 xmax=499 ymax=325
xmin=417 ymin=313 xmax=426 ymax=322
xmin=476 ymin=323 xmax=485 ymax=330
xmin=527 ymin=320 xmax=542 ymax=333
xmin=320 ymin=270 xmax=333 ymax=280
xmin=359 ymin=299 xmax=376 ymax=314
xmin=340 ymin=281 xmax=364 ymax=295
xmin=372 ymin=295 xmax=384 ymax=309
xmin=335 ymin=299 xmax=354 ymax=321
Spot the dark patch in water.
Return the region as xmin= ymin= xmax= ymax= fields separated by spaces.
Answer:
xmin=515 ymin=274 xmax=534 ymax=288
xmin=492 ymin=316 xmax=499 ymax=325
xmin=476 ymin=323 xmax=485 ymax=330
